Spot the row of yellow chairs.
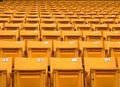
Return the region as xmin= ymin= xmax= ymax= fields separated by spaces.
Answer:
xmin=0 ymin=57 xmax=120 ymax=87
xmin=1 ymin=1 xmax=120 ymax=15
xmin=1 ymin=17 xmax=120 ymax=25
xmin=1 ymin=23 xmax=120 ymax=31
xmin=1 ymin=30 xmax=120 ymax=42
xmin=0 ymin=41 xmax=120 ymax=58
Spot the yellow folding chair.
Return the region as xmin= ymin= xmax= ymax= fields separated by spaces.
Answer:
xmin=0 ymin=58 xmax=12 ymax=87
xmin=41 ymin=30 xmax=61 ymax=41
xmin=83 ymin=31 xmax=103 ymax=41
xmin=54 ymin=41 xmax=79 ymax=58
xmin=79 ymin=41 xmax=105 ymax=57
xmin=20 ymin=30 xmax=40 ymax=41
xmin=51 ymin=58 xmax=84 ymax=87
xmin=84 ymin=57 xmax=117 ymax=87
xmin=14 ymin=58 xmax=48 ymax=87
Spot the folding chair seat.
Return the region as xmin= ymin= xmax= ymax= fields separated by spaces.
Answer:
xmin=71 ymin=19 xmax=86 ymax=24
xmin=40 ymin=12 xmax=50 ymax=15
xmin=54 ymin=41 xmax=79 ymax=58
xmin=56 ymin=18 xmax=71 ymax=24
xmin=79 ymin=41 xmax=105 ymax=57
xmin=106 ymin=15 xmax=118 ymax=19
xmin=40 ymin=14 xmax=52 ymax=19
xmin=51 ymin=58 xmax=84 ymax=87
xmin=105 ymin=41 xmax=120 ymax=57
xmin=79 ymin=15 xmax=92 ymax=19
xmin=27 ymin=12 xmax=39 ymax=15
xmin=26 ymin=18 xmax=40 ymax=24
xmin=14 ymin=58 xmax=48 ymax=87
xmin=22 ymin=23 xmax=39 ymax=30
xmin=109 ymin=24 xmax=120 ymax=31
xmin=52 ymin=12 xmax=62 ymax=15
xmin=0 ymin=58 xmax=12 ymax=87
xmin=4 ymin=23 xmax=21 ymax=30
xmin=86 ymin=19 xmax=100 ymax=24
xmin=87 ymin=12 xmax=97 ymax=15
xmin=40 ymin=23 xmax=57 ymax=31
xmin=92 ymin=24 xmax=110 ymax=31
xmin=41 ymin=30 xmax=61 ymax=41
xmin=103 ymin=31 xmax=120 ymax=41
xmin=0 ymin=18 xmax=10 ymax=25
xmin=13 ymin=14 xmax=25 ymax=18
xmin=92 ymin=15 xmax=104 ymax=19
xmin=63 ymin=11 xmax=73 ymax=16
xmin=83 ymin=31 xmax=103 ymax=41
xmin=0 ymin=30 xmax=18 ymax=41
xmin=15 ymin=12 xmax=26 ymax=15
xmin=66 ymin=15 xmax=78 ymax=19
xmin=62 ymin=30 xmax=82 ymax=41
xmin=53 ymin=15 xmax=66 ymax=19
xmin=84 ymin=57 xmax=117 ymax=87
xmin=27 ymin=41 xmax=52 ymax=58
xmin=98 ymin=12 xmax=108 ymax=15
xmin=75 ymin=24 xmax=92 ymax=31
xmin=10 ymin=18 xmax=25 ymax=24
xmin=0 ymin=41 xmax=25 ymax=58
xmin=20 ymin=30 xmax=40 ymax=41
xmin=58 ymin=24 xmax=74 ymax=31
xmin=101 ymin=18 xmax=115 ymax=24
xmin=41 ymin=18 xmax=56 ymax=24
xmin=0 ymin=14 xmax=12 ymax=19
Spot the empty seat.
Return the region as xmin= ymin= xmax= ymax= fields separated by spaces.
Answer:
xmin=20 ymin=30 xmax=40 ymax=41
xmin=86 ymin=19 xmax=100 ymax=24
xmin=105 ymin=41 xmax=120 ymax=57
xmin=71 ymin=19 xmax=86 ymax=24
xmin=62 ymin=30 xmax=82 ymax=41
xmin=54 ymin=41 xmax=79 ymax=58
xmin=0 ymin=41 xmax=25 ymax=58
xmin=84 ymin=57 xmax=117 ymax=87
xmin=110 ymin=24 xmax=120 ymax=31
xmin=26 ymin=18 xmax=40 ymax=24
xmin=79 ymin=41 xmax=105 ymax=57
xmin=41 ymin=30 xmax=61 ymax=41
xmin=0 ymin=30 xmax=18 ymax=41
xmin=0 ymin=18 xmax=10 ymax=25
xmin=22 ymin=23 xmax=39 ymax=30
xmin=58 ymin=24 xmax=74 ymax=31
xmin=14 ymin=58 xmax=48 ymax=87
xmin=40 ymin=14 xmax=52 ymax=19
xmin=92 ymin=24 xmax=109 ymax=31
xmin=51 ymin=58 xmax=84 ymax=87
xmin=53 ymin=14 xmax=66 ymax=19
xmin=4 ymin=23 xmax=21 ymax=30
xmin=40 ymin=23 xmax=57 ymax=31
xmin=27 ymin=41 xmax=52 ymax=58
xmin=103 ymin=31 xmax=120 ymax=41
xmin=83 ymin=31 xmax=103 ymax=41
xmin=41 ymin=18 xmax=56 ymax=24
xmin=11 ymin=18 xmax=25 ymax=24
xmin=56 ymin=18 xmax=71 ymax=24
xmin=13 ymin=14 xmax=25 ymax=18
xmin=75 ymin=24 xmax=92 ymax=31
xmin=0 ymin=58 xmax=12 ymax=87
xmin=101 ymin=19 xmax=115 ymax=24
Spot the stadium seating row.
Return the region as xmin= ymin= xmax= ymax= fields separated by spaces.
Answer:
xmin=0 ymin=57 xmax=120 ymax=87
xmin=1 ymin=30 xmax=120 ymax=41
xmin=0 ymin=41 xmax=120 ymax=58
xmin=1 ymin=23 xmax=120 ymax=31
